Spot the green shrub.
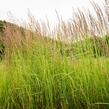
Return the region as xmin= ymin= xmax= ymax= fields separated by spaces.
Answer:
xmin=0 ymin=20 xmax=5 ymax=60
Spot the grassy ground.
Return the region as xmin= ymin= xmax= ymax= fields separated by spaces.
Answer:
xmin=0 ymin=40 xmax=109 ymax=109
xmin=0 ymin=1 xmax=109 ymax=108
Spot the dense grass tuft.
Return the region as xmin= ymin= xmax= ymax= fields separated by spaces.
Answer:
xmin=0 ymin=0 xmax=109 ymax=109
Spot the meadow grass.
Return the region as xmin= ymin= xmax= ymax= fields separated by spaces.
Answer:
xmin=0 ymin=39 xmax=109 ymax=109
xmin=0 ymin=1 xmax=109 ymax=109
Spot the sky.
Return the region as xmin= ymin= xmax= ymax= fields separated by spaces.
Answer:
xmin=0 ymin=0 xmax=104 ymax=24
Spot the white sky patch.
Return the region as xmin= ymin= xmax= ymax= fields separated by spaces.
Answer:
xmin=0 ymin=0 xmax=105 ymax=24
